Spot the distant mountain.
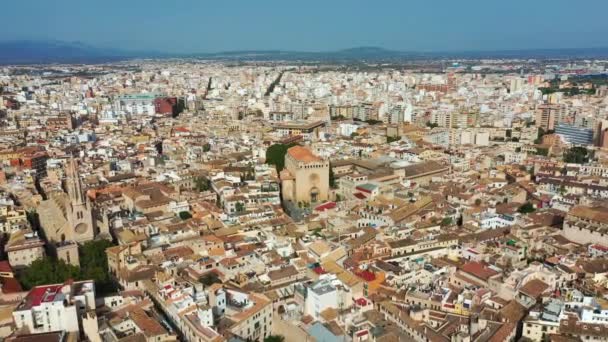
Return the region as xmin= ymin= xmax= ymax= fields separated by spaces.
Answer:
xmin=0 ymin=40 xmax=164 ymax=64
xmin=190 ymin=47 xmax=421 ymax=62
xmin=186 ymin=46 xmax=608 ymax=62
xmin=2 ymin=40 xmax=608 ymax=64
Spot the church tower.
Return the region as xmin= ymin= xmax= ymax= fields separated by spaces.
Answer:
xmin=66 ymin=157 xmax=95 ymax=243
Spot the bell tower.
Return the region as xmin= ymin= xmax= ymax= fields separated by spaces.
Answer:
xmin=66 ymin=157 xmax=95 ymax=243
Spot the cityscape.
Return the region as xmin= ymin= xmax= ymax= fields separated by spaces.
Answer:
xmin=2 ymin=2 xmax=608 ymax=342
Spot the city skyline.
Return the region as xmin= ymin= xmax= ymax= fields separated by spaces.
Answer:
xmin=4 ymin=2 xmax=608 ymax=342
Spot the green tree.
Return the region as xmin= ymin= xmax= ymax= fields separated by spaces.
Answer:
xmin=536 ymin=147 xmax=549 ymax=156
xmin=387 ymin=136 xmax=400 ymax=143
xmin=80 ymin=240 xmax=116 ymax=295
xmin=563 ymin=146 xmax=591 ymax=164
xmin=350 ymin=132 xmax=359 ymax=138
xmin=194 ymin=176 xmax=210 ymax=192
xmin=265 ymin=143 xmax=295 ymax=172
xmin=426 ymin=122 xmax=439 ymax=129
xmin=440 ymin=217 xmax=453 ymax=226
xmin=235 ymin=202 xmax=245 ymax=213
xmin=518 ymin=202 xmax=536 ymax=214
xmin=19 ymin=258 xmax=81 ymax=290
xmin=200 ymin=272 xmax=221 ymax=286
xmin=264 ymin=335 xmax=285 ymax=342
xmin=19 ymin=239 xmax=117 ymax=295
xmin=179 ymin=211 xmax=193 ymax=220
xmin=329 ymin=165 xmax=336 ymax=188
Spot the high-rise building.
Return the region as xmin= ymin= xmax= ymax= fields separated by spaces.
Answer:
xmin=536 ymin=104 xmax=558 ymax=131
xmin=388 ymin=105 xmax=405 ymax=124
xmin=510 ymin=77 xmax=524 ymax=93
xmin=114 ymin=93 xmax=166 ymax=116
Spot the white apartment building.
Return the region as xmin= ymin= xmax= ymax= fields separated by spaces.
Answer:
xmin=305 ymin=276 xmax=341 ymax=319
xmin=114 ymin=93 xmax=164 ymax=116
xmin=13 ymin=281 xmax=97 ymax=336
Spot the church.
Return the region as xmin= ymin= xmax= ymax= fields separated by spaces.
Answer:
xmin=280 ymin=146 xmax=329 ymax=205
xmin=37 ymin=158 xmax=107 ymax=265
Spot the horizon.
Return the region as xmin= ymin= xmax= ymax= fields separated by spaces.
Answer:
xmin=4 ymin=0 xmax=608 ymax=54
xmin=4 ymin=39 xmax=608 ymax=56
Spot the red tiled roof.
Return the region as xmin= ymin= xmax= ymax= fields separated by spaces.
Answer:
xmin=312 ymin=266 xmax=327 ymax=275
xmin=356 ymin=330 xmax=369 ymax=337
xmin=354 ymin=193 xmax=367 ymax=199
xmin=173 ymin=126 xmax=190 ymax=132
xmin=1 ymin=276 xmax=23 ymax=293
xmin=461 ymin=261 xmax=499 ymax=280
xmin=0 ymin=261 xmax=13 ymax=273
xmin=519 ymin=279 xmax=550 ymax=298
xmin=25 ymin=284 xmax=63 ymax=308
xmin=315 ymin=202 xmax=337 ymax=211
xmin=591 ymin=244 xmax=608 ymax=252
xmin=355 ymin=298 xmax=368 ymax=306
xmin=355 ymin=270 xmax=376 ymax=282
xmin=356 ymin=186 xmax=372 ymax=194
xmin=287 ymin=146 xmax=321 ymax=162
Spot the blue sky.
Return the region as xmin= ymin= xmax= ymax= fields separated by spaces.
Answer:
xmin=5 ymin=0 xmax=608 ymax=53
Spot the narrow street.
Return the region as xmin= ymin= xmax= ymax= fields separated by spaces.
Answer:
xmin=272 ymin=318 xmax=310 ymax=342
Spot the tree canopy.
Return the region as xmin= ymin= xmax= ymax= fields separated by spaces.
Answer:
xmin=179 ymin=211 xmax=193 ymax=220
xmin=265 ymin=143 xmax=295 ymax=172
xmin=200 ymin=272 xmax=221 ymax=286
xmin=19 ymin=258 xmax=81 ymax=290
xmin=194 ymin=176 xmax=210 ymax=192
xmin=264 ymin=336 xmax=285 ymax=342
xmin=18 ymin=240 xmax=116 ymax=295
xmin=329 ymin=165 xmax=336 ymax=188
xmin=535 ymin=147 xmax=549 ymax=156
xmin=79 ymin=240 xmax=116 ymax=295
xmin=387 ymin=136 xmax=400 ymax=143
xmin=518 ymin=202 xmax=536 ymax=214
xmin=440 ymin=217 xmax=453 ymax=226
xmin=563 ymin=146 xmax=591 ymax=164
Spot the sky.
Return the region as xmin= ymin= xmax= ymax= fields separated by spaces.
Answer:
xmin=4 ymin=0 xmax=608 ymax=53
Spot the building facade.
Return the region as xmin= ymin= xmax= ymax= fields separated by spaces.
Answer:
xmin=280 ymin=146 xmax=329 ymax=204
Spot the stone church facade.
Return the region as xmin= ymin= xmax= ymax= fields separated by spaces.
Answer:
xmin=37 ymin=158 xmax=107 ymax=265
xmin=280 ymin=146 xmax=329 ymax=205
